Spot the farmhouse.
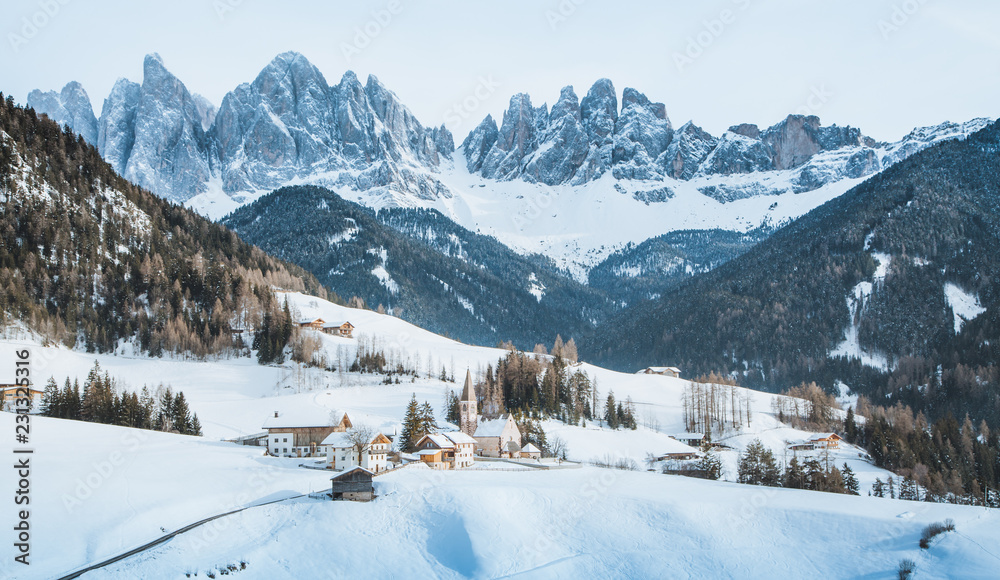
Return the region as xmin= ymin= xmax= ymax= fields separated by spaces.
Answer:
xmin=297 ymin=317 xmax=326 ymax=330
xmin=474 ymin=414 xmax=522 ymax=458
xmin=415 ymin=432 xmax=477 ymax=469
xmin=262 ymin=409 xmax=352 ymax=458
xmin=642 ymin=366 xmax=682 ymax=378
xmin=0 ymin=385 xmax=44 ymax=412
xmin=323 ymin=431 xmax=392 ymax=473
xmin=671 ymin=432 xmax=705 ymax=447
xmin=808 ymin=433 xmax=843 ymax=449
xmin=322 ymin=321 xmax=354 ymax=338
xmin=330 ymin=467 xmax=374 ymax=501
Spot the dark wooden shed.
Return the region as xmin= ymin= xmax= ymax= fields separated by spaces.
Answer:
xmin=330 ymin=466 xmax=375 ymax=501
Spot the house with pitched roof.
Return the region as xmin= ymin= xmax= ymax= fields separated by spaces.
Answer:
xmin=474 ymin=414 xmax=521 ymax=458
xmin=262 ymin=409 xmax=352 ymax=458
xmin=415 ymin=431 xmax=477 ymax=469
xmin=323 ymin=431 xmax=392 ymax=473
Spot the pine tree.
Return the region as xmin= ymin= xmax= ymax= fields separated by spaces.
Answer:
xmin=605 ymin=391 xmax=618 ymax=429
xmin=40 ymin=377 xmax=60 ymax=417
xmin=172 ymin=392 xmax=191 ymax=434
xmin=399 ymin=394 xmax=420 ymax=452
xmin=784 ymin=457 xmax=807 ymax=489
xmin=842 ymin=463 xmax=860 ymax=495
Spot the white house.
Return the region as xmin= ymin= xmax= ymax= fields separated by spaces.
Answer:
xmin=474 ymin=414 xmax=521 ymax=458
xmin=262 ymin=409 xmax=352 ymax=458
xmin=323 ymin=431 xmax=392 ymax=473
xmin=415 ymin=431 xmax=477 ymax=469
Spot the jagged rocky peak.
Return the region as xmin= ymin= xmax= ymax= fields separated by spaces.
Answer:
xmin=613 ymin=87 xmax=673 ymax=180
xmin=729 ymin=123 xmax=760 ymax=139
xmin=524 ymin=86 xmax=590 ymax=184
xmin=661 ymin=121 xmax=717 ymax=180
xmin=27 ymin=81 xmax=99 ymax=145
xmin=479 ymin=92 xmax=545 ymax=181
xmin=461 ymin=114 xmax=499 ymax=173
xmin=121 ymin=53 xmax=213 ymax=202
xmin=97 ymin=78 xmax=141 ymax=173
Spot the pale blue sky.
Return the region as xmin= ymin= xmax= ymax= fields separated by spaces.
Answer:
xmin=2 ymin=0 xmax=998 ymax=141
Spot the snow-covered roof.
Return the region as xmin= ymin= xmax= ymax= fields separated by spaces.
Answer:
xmin=330 ymin=466 xmax=373 ymax=480
xmin=443 ymin=431 xmax=477 ymax=445
xmin=417 ymin=449 xmax=442 ymax=456
xmin=475 ymin=416 xmax=514 ymax=438
xmin=808 ymin=433 xmax=842 ymax=442
xmin=322 ymin=432 xmax=353 ymax=447
xmin=421 ymin=434 xmax=455 ymax=449
xmin=298 ymin=317 xmax=324 ymax=324
xmin=521 ymin=443 xmax=540 ymax=453
xmin=262 ymin=408 xmax=348 ymax=430
xmin=673 ymin=432 xmax=704 ymax=440
xmin=321 ymin=321 xmax=352 ymax=328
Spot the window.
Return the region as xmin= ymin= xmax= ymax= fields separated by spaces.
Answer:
xmin=283 ymin=437 xmax=288 ymax=443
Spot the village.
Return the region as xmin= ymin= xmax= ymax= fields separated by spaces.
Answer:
xmin=253 ymin=369 xmax=554 ymax=501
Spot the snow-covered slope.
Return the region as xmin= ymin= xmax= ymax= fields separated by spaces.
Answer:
xmin=2 ymin=289 xmax=997 ymax=578
xmin=3 ymin=413 xmax=999 ymax=579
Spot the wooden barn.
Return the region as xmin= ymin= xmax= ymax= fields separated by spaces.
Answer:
xmin=330 ymin=467 xmax=374 ymax=501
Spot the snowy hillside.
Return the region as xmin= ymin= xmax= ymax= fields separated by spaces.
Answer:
xmin=2 ymin=289 xmax=998 ymax=578
xmin=3 ymin=413 xmax=999 ymax=579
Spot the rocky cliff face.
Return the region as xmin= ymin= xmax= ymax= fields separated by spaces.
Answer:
xmin=27 ymin=81 xmax=99 ymax=145
xmin=123 ymin=53 xmax=214 ymax=202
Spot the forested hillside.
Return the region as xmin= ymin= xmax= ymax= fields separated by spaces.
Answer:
xmin=588 ymin=226 xmax=774 ymax=306
xmin=587 ymin=120 xmax=1000 ymax=426
xmin=0 ymin=94 xmax=330 ymax=356
xmin=222 ymin=185 xmax=609 ymax=348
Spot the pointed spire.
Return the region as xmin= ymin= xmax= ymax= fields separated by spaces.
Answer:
xmin=461 ymin=369 xmax=475 ymax=402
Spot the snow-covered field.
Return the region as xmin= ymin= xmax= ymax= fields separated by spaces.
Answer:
xmin=2 ymin=290 xmax=998 ymax=578
xmin=3 ymin=414 xmax=999 ymax=579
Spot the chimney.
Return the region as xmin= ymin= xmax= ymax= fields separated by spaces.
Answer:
xmin=274 ymin=411 xmax=279 ymax=418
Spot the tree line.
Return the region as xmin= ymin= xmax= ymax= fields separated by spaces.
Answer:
xmin=39 ymin=361 xmax=202 ymax=435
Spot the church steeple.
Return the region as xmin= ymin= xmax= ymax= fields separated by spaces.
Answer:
xmin=459 ymin=369 xmax=478 ymax=436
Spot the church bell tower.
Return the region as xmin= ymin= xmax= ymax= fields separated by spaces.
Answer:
xmin=459 ymin=369 xmax=478 ymax=436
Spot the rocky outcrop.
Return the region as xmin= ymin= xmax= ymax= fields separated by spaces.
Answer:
xmin=96 ymin=79 xmax=141 ymax=174
xmin=122 ymin=53 xmax=213 ymax=202
xmin=612 ymin=87 xmax=672 ymax=180
xmin=661 ymin=122 xmax=716 ymax=180
xmin=27 ymin=82 xmax=99 ymax=145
